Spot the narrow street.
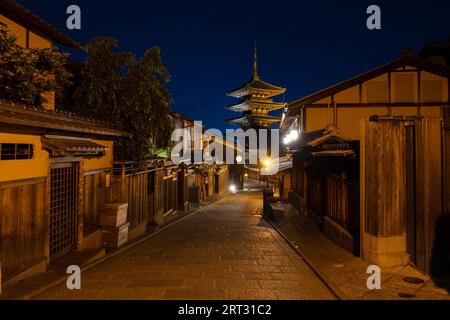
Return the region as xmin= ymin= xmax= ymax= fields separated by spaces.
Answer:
xmin=34 ymin=191 xmax=335 ymax=300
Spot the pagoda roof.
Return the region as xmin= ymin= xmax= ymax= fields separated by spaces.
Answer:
xmin=226 ymin=99 xmax=287 ymax=112
xmin=227 ymin=76 xmax=286 ymax=98
xmin=225 ymin=114 xmax=281 ymax=127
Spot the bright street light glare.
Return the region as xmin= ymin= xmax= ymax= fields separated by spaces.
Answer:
xmin=289 ymin=130 xmax=299 ymax=140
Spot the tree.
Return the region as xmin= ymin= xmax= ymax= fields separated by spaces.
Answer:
xmin=0 ymin=26 xmax=70 ymax=107
xmin=73 ymin=37 xmax=134 ymax=122
xmin=74 ymin=37 xmax=174 ymax=161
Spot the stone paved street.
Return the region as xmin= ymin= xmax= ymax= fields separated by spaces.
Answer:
xmin=34 ymin=191 xmax=335 ymax=300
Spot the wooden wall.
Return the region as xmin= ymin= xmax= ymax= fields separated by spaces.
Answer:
xmin=178 ymin=168 xmax=189 ymax=211
xmin=162 ymin=168 xmax=178 ymax=216
xmin=444 ymin=127 xmax=450 ymax=217
xmin=111 ymin=165 xmax=182 ymax=230
xmin=214 ymin=165 xmax=229 ymax=196
xmin=0 ymin=177 xmax=47 ymax=281
xmin=112 ymin=171 xmax=149 ymax=229
xmin=363 ymin=120 xmax=407 ymax=237
xmin=83 ymin=170 xmax=111 ymax=237
xmin=415 ymin=118 xmax=443 ymax=272
xmin=326 ymin=175 xmax=357 ymax=231
xmin=361 ymin=118 xmax=444 ymax=271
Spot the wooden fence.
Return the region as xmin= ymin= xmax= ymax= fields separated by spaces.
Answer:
xmin=83 ymin=169 xmax=111 ymax=237
xmin=325 ymin=175 xmax=358 ymax=231
xmin=307 ymin=177 xmax=324 ymax=218
xmin=111 ymin=161 xmax=191 ymax=235
xmin=162 ymin=165 xmax=179 ymax=217
xmin=0 ymin=177 xmax=47 ymax=281
xmin=214 ymin=165 xmax=229 ymax=195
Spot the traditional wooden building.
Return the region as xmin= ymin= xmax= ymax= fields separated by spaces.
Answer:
xmin=282 ymin=51 xmax=450 ymax=273
xmin=0 ymin=1 xmax=130 ymax=286
xmin=0 ymin=99 xmax=129 ymax=284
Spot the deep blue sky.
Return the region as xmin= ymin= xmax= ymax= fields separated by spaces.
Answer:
xmin=18 ymin=0 xmax=450 ymax=131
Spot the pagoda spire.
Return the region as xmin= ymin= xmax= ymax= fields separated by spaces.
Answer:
xmin=253 ymin=42 xmax=259 ymax=79
xmin=226 ymin=44 xmax=286 ymax=130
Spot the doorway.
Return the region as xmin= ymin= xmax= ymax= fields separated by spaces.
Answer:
xmin=49 ymin=161 xmax=79 ymax=261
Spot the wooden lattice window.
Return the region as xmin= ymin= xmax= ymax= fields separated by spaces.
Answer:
xmin=49 ymin=163 xmax=79 ymax=260
xmin=0 ymin=143 xmax=34 ymax=160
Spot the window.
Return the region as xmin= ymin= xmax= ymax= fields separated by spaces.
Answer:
xmin=366 ymin=81 xmax=388 ymax=103
xmin=394 ymin=73 xmax=415 ymax=103
xmin=0 ymin=143 xmax=34 ymax=160
xmin=421 ymin=80 xmax=443 ymax=102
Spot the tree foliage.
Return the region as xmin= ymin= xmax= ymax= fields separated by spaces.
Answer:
xmin=0 ymin=26 xmax=70 ymax=107
xmin=74 ymin=37 xmax=174 ymax=161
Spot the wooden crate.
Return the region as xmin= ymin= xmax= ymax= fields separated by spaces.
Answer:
xmin=101 ymin=223 xmax=129 ymax=249
xmin=100 ymin=203 xmax=128 ymax=228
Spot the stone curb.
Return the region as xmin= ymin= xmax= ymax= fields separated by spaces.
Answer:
xmin=266 ymin=219 xmax=347 ymax=300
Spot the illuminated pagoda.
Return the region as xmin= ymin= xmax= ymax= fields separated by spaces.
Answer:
xmin=226 ymin=45 xmax=286 ymax=130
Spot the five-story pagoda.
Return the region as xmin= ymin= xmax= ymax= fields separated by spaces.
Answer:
xmin=226 ymin=45 xmax=286 ymax=130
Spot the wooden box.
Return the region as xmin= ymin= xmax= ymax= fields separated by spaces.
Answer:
xmin=100 ymin=203 xmax=128 ymax=228
xmin=101 ymin=223 xmax=129 ymax=249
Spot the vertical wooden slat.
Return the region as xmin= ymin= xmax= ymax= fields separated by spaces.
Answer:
xmin=0 ymin=178 xmax=47 ymax=281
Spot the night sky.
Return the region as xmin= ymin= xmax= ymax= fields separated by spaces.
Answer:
xmin=18 ymin=0 xmax=450 ymax=131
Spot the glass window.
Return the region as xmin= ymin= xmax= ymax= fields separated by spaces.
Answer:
xmin=0 ymin=143 xmax=34 ymax=160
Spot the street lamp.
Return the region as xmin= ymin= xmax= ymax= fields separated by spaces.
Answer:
xmin=262 ymin=158 xmax=272 ymax=188
xmin=283 ymin=129 xmax=300 ymax=145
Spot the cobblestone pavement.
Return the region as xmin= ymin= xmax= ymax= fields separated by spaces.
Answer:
xmin=34 ymin=191 xmax=335 ymax=300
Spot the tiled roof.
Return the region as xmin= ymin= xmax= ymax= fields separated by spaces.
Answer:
xmin=42 ymin=136 xmax=108 ymax=157
xmin=0 ymin=0 xmax=82 ymax=49
xmin=227 ymin=76 xmax=286 ymax=98
xmin=0 ymin=99 xmax=129 ymax=137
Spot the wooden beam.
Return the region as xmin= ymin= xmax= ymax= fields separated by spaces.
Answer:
xmin=0 ymin=176 xmax=46 ymax=190
xmin=299 ymin=102 xmax=450 ymax=109
xmin=388 ymin=72 xmax=392 ymax=115
xmin=418 ymin=70 xmax=422 ymax=117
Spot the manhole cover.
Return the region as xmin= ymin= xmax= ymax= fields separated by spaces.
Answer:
xmin=403 ymin=277 xmax=425 ymax=284
xmin=398 ymin=293 xmax=416 ymax=299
